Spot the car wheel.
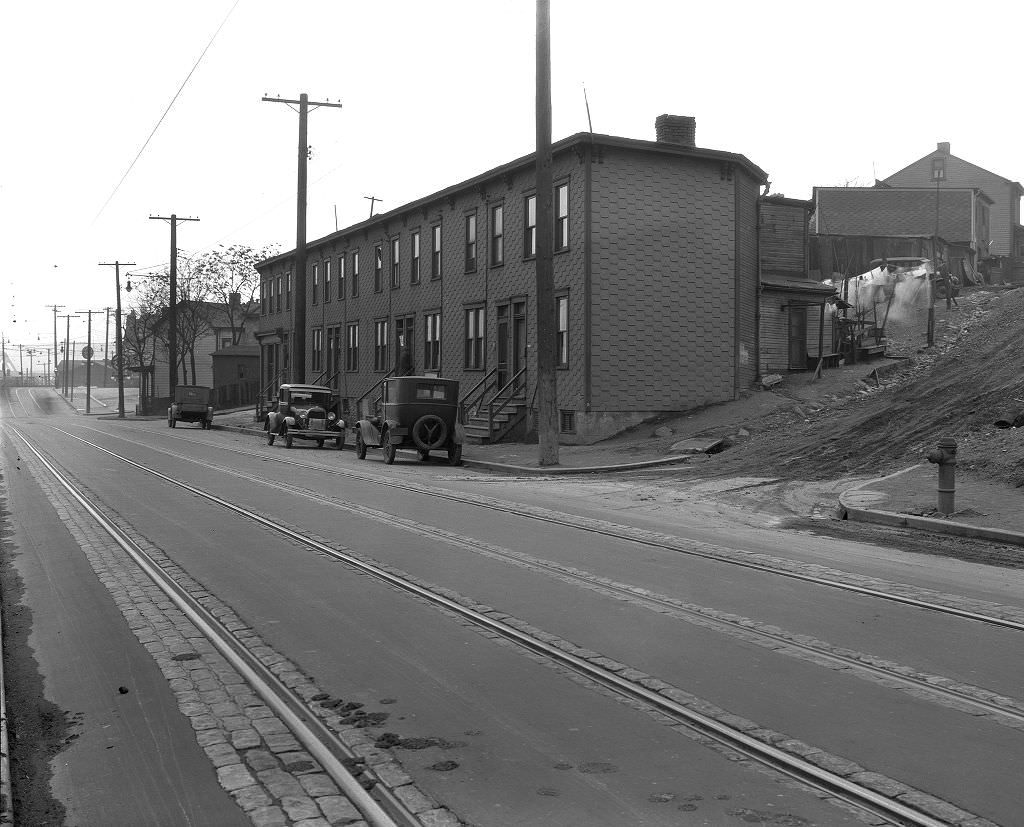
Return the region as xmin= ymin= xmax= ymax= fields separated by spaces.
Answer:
xmin=418 ymin=450 xmax=430 ymax=462
xmin=448 ymin=442 xmax=463 ymax=466
xmin=285 ymin=431 xmax=293 ymax=449
xmin=382 ymin=430 xmax=396 ymax=465
xmin=267 ymin=430 xmax=275 ymax=446
xmin=356 ymin=430 xmax=367 ymax=459
xmin=169 ymin=418 xmax=176 ymax=428
xmin=411 ymin=414 xmax=449 ymax=451
xmin=335 ymin=433 xmax=345 ymax=450
xmin=316 ymin=439 xmax=324 ymax=448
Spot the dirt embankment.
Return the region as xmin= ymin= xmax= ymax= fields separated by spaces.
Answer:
xmin=648 ymin=287 xmax=1024 ymax=486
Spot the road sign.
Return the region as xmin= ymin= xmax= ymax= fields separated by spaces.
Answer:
xmin=82 ymin=345 xmax=94 ymax=359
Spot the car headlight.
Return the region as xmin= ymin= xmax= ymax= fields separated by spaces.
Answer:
xmin=327 ymin=412 xmax=336 ymax=421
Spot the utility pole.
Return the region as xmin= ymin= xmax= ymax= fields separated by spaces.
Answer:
xmin=104 ymin=307 xmax=112 ymax=387
xmin=150 ymin=215 xmax=199 ymax=398
xmin=62 ymin=313 xmax=77 ymax=395
xmin=263 ymin=93 xmax=343 ymax=384
xmin=535 ymin=0 xmax=559 ymax=466
xmin=99 ymin=261 xmax=135 ymax=418
xmin=47 ymin=303 xmax=64 ymax=389
xmin=364 ymin=195 xmax=382 ymax=218
xmin=77 ymin=309 xmax=100 ymax=414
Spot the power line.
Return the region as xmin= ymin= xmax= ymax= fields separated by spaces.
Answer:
xmin=91 ymin=0 xmax=241 ymax=225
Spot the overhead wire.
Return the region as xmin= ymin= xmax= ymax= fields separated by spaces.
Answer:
xmin=91 ymin=0 xmax=241 ymax=226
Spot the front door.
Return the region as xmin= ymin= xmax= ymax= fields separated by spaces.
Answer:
xmin=788 ymin=306 xmax=808 ymax=369
xmin=512 ymin=301 xmax=526 ymax=389
xmin=496 ymin=304 xmax=509 ymax=389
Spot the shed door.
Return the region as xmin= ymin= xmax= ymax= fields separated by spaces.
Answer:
xmin=788 ymin=306 xmax=808 ymax=370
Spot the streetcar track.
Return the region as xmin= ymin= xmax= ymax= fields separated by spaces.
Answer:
xmin=57 ymin=424 xmax=1024 ymax=730
xmin=8 ymin=424 xmax=422 ymax=827
xmin=30 ymin=424 xmax=997 ymax=826
xmin=71 ymin=420 xmax=1024 ymax=633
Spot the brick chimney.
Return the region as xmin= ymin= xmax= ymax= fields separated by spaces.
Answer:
xmin=655 ymin=114 xmax=696 ymax=147
xmin=937 ymin=141 xmax=950 ymax=154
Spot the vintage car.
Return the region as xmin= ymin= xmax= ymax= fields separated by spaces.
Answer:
xmin=168 ymin=385 xmax=214 ymax=429
xmin=265 ymin=383 xmax=346 ymax=449
xmin=354 ymin=376 xmax=463 ymax=465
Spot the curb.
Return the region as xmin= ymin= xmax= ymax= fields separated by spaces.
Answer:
xmin=212 ymin=423 xmax=695 ymax=475
xmin=838 ymin=465 xmax=1024 ymax=548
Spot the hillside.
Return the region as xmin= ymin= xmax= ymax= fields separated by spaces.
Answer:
xmin=640 ymin=286 xmax=1024 ymax=486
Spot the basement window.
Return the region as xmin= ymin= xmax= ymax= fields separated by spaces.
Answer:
xmin=559 ymin=409 xmax=576 ymax=434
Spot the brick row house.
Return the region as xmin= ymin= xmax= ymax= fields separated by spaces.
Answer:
xmin=256 ymin=116 xmax=772 ymax=444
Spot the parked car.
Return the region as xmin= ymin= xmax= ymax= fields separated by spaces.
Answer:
xmin=265 ymin=383 xmax=346 ymax=449
xmin=168 ymin=385 xmax=214 ymax=429
xmin=354 ymin=376 xmax=463 ymax=465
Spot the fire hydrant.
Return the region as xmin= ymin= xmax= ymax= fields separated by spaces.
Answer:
xmin=925 ymin=437 xmax=957 ymax=515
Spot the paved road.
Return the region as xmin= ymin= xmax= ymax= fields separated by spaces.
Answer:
xmin=3 ymin=385 xmax=1023 ymax=826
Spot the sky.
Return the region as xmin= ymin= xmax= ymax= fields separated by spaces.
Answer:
xmin=2 ymin=0 xmax=1021 ymax=369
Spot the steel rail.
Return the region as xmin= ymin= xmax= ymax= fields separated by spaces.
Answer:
xmin=77 ymin=422 xmax=1024 ymax=634
xmin=9 ymin=426 xmax=418 ymax=827
xmin=50 ymin=427 xmax=963 ymax=826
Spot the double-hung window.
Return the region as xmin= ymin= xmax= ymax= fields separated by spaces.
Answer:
xmin=410 ymin=231 xmax=421 ymax=284
xmin=345 ymin=322 xmax=359 ymax=371
xmin=555 ymin=183 xmax=569 ymax=251
xmin=490 ymin=205 xmax=504 ymax=266
xmin=391 ymin=237 xmax=400 ymax=288
xmin=431 ymin=225 xmax=442 ymax=278
xmin=311 ymin=263 xmax=319 ymax=305
xmin=352 ymin=252 xmax=360 ymax=297
xmin=311 ymin=327 xmax=323 ymax=371
xmin=324 ymin=259 xmax=332 ymax=302
xmin=374 ymin=320 xmax=389 ymax=371
xmin=374 ymin=245 xmax=384 ymax=293
xmin=556 ymin=295 xmax=569 ymax=367
xmin=464 ymin=307 xmax=484 ymax=369
xmin=465 ymin=214 xmax=477 ymax=273
xmin=524 ymin=195 xmax=536 ymax=258
xmin=337 ymin=255 xmax=346 ymax=300
xmin=424 ymin=311 xmax=441 ymax=372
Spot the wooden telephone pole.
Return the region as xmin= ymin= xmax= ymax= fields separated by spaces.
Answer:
xmin=150 ymin=214 xmax=199 ymax=397
xmin=262 ymin=93 xmax=343 ymax=384
xmin=98 ymin=261 xmax=135 ymax=418
xmin=535 ymin=0 xmax=559 ymax=465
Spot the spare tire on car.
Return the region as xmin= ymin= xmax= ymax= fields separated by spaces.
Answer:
xmin=411 ymin=414 xmax=448 ymax=451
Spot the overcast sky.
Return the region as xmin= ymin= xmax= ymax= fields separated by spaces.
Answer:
xmin=2 ymin=0 xmax=1021 ymax=362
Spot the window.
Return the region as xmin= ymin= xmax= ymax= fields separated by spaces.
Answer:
xmin=465 ymin=214 xmax=477 ymax=272
xmin=312 ymin=327 xmax=323 ymax=372
xmin=431 ymin=224 xmax=442 ymax=278
xmin=391 ymin=237 xmax=400 ymax=289
xmin=559 ymin=409 xmax=576 ymax=434
xmin=410 ymin=231 xmax=421 ymax=284
xmin=464 ymin=307 xmax=484 ymax=369
xmin=395 ymin=315 xmax=414 ymax=373
xmin=220 ymin=336 xmax=232 ymax=350
xmin=555 ymin=183 xmax=569 ymax=250
xmin=345 ymin=322 xmax=359 ymax=371
xmin=352 ymin=251 xmax=359 ymax=297
xmin=524 ymin=195 xmax=536 ymax=257
xmin=932 ymin=157 xmax=946 ymax=181
xmin=374 ymin=245 xmax=384 ymax=293
xmin=337 ymin=255 xmax=346 ymax=300
xmin=260 ymin=280 xmax=267 ymax=315
xmin=324 ymin=259 xmax=332 ymax=302
xmin=285 ymin=272 xmax=292 ymax=310
xmin=311 ymin=262 xmax=319 ymax=304
xmin=490 ymin=205 xmax=504 ymax=266
xmin=374 ymin=320 xmax=389 ymax=371
xmin=556 ymin=295 xmax=568 ymax=367
xmin=424 ymin=311 xmax=441 ymax=372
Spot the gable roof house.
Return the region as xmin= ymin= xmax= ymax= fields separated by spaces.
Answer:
xmin=882 ymin=142 xmax=1022 ymax=282
xmin=257 ymin=115 xmax=774 ymax=444
xmin=124 ymin=298 xmax=259 ymax=412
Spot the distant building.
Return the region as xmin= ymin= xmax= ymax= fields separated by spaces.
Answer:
xmin=881 ymin=142 xmax=1022 ymax=282
xmin=812 ymin=185 xmax=992 ymax=282
xmin=257 ymin=115 xmax=773 ymax=444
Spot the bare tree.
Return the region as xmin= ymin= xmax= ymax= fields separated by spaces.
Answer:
xmin=191 ymin=244 xmax=277 ymax=345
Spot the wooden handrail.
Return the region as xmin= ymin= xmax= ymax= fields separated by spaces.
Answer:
xmin=487 ymin=368 xmax=526 ymax=433
xmin=256 ymin=369 xmax=286 ymax=421
xmin=458 ymin=367 xmax=497 ymax=423
xmin=354 ymin=370 xmax=394 ymax=419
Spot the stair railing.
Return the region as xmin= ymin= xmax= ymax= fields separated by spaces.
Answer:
xmin=458 ymin=367 xmax=497 ymax=423
xmin=256 ymin=369 xmax=286 ymax=421
xmin=486 ymin=367 xmax=527 ymax=434
xmin=354 ymin=370 xmax=394 ymax=420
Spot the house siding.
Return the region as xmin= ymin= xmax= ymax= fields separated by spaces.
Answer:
xmin=735 ymin=172 xmax=759 ymax=389
xmin=588 ymin=148 xmax=738 ymax=414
